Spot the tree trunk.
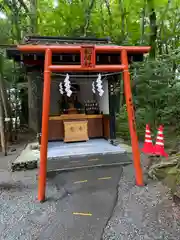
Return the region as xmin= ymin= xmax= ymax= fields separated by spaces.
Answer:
xmin=118 ymin=0 xmax=126 ymax=43
xmin=30 ymin=0 xmax=38 ymax=34
xmin=140 ymin=0 xmax=146 ymax=44
xmin=0 ymin=77 xmax=13 ymax=142
xmin=104 ymin=0 xmax=113 ymax=37
xmin=0 ymin=66 xmax=9 ymax=119
xmin=119 ymin=74 xmax=124 ymax=108
xmin=147 ymin=0 xmax=157 ymax=59
xmin=83 ymin=0 xmax=95 ymax=36
xmin=0 ymin=79 xmax=6 ymax=155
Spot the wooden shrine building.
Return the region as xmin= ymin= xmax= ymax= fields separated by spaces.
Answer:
xmin=7 ymin=36 xmax=147 ymax=140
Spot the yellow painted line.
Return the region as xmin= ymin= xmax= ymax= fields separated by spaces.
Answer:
xmin=70 ymin=160 xmax=80 ymax=163
xmin=88 ymin=158 xmax=99 ymax=162
xmin=73 ymin=212 xmax=92 ymax=216
xmin=73 ymin=180 xmax=88 ymax=184
xmin=97 ymin=177 xmax=112 ymax=180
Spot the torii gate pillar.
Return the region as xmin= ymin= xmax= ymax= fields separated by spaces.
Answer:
xmin=121 ymin=49 xmax=143 ymax=186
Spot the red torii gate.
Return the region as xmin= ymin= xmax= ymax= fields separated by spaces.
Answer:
xmin=17 ymin=44 xmax=150 ymax=202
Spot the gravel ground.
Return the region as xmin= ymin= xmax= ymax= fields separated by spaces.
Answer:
xmin=102 ymin=164 xmax=180 ymax=240
xmin=0 ymin=170 xmax=61 ymax=240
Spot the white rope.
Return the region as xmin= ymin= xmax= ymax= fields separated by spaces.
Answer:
xmin=52 ymin=72 xmax=122 ymax=78
xmin=92 ymin=81 xmax=96 ymax=93
xmin=64 ymin=73 xmax=72 ymax=97
xmin=96 ymin=73 xmax=104 ymax=96
xmin=59 ymin=82 xmax=64 ymax=94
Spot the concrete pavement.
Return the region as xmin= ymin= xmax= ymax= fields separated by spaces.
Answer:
xmin=0 ymin=166 xmax=123 ymax=239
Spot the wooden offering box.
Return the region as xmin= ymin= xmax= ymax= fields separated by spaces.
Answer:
xmin=64 ymin=120 xmax=89 ymax=142
xmin=48 ymin=114 xmax=104 ymax=141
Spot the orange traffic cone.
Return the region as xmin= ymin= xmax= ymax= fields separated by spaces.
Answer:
xmin=142 ymin=124 xmax=154 ymax=154
xmin=154 ymin=125 xmax=168 ymax=158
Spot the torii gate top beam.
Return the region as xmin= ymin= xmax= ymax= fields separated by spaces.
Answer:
xmin=17 ymin=44 xmax=150 ymax=54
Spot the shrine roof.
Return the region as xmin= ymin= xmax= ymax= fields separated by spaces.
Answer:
xmin=6 ymin=35 xmax=150 ymax=65
xmin=22 ymin=35 xmax=112 ymax=45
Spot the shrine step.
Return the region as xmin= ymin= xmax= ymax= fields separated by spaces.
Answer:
xmin=46 ymin=152 xmax=132 ymax=173
xmin=11 ymin=139 xmax=132 ymax=172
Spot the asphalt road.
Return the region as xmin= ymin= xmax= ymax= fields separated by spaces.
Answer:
xmin=40 ymin=166 xmax=123 ymax=240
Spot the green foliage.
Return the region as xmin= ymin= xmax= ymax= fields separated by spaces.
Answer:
xmin=116 ymin=105 xmax=129 ymax=140
xmin=117 ymin=46 xmax=180 ymax=140
xmin=116 ymin=105 xmax=151 ymax=140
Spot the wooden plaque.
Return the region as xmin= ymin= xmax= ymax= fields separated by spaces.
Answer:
xmin=64 ymin=120 xmax=89 ymax=142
